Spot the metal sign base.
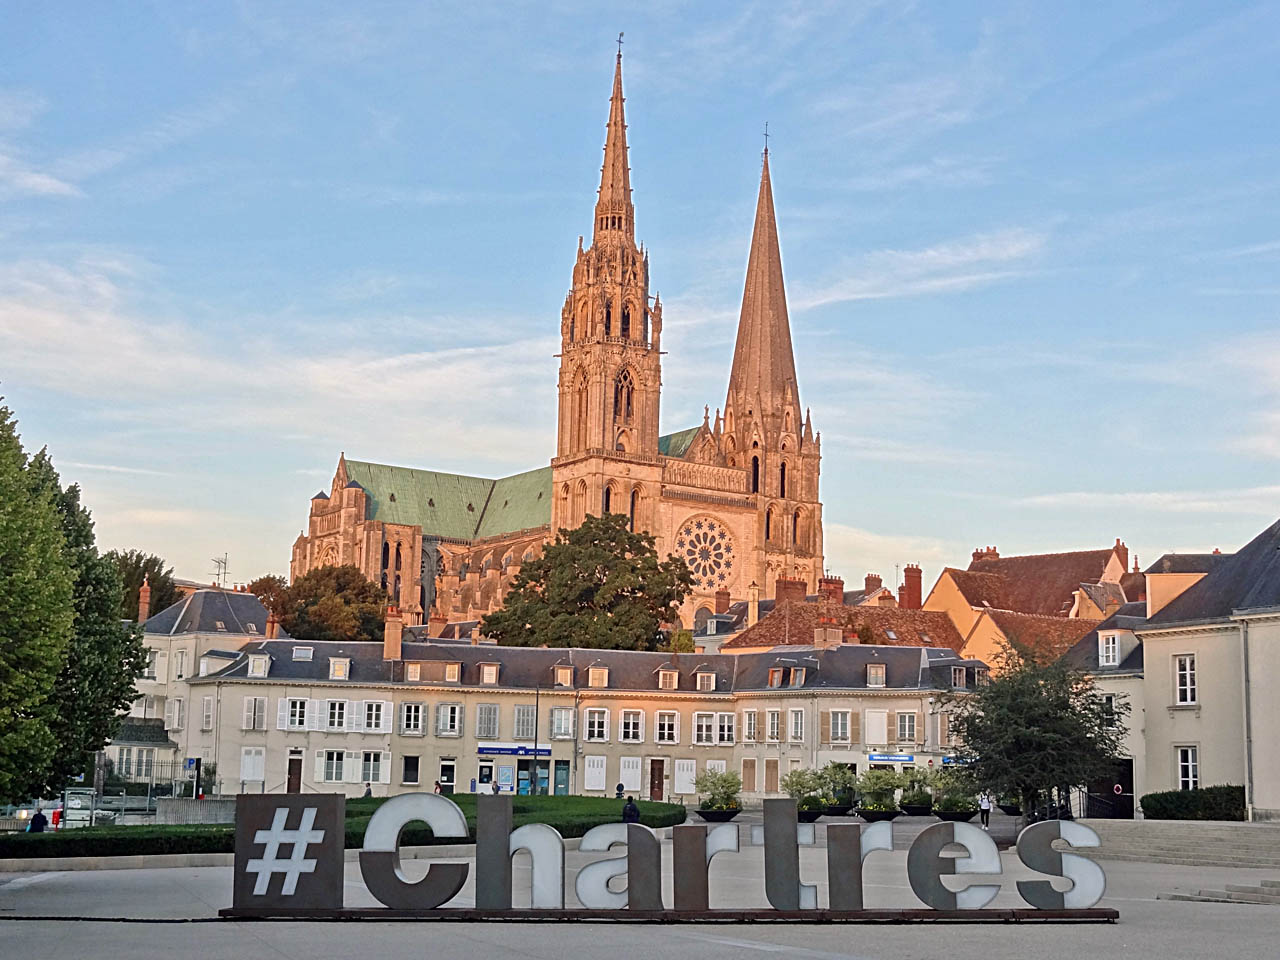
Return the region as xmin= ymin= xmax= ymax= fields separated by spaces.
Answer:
xmin=219 ymin=907 xmax=1119 ymax=923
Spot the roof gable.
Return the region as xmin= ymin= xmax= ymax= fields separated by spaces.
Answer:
xmin=721 ymin=600 xmax=964 ymax=651
xmin=658 ymin=427 xmax=700 ymax=458
xmin=958 ymin=548 xmax=1118 ymax=616
xmin=1146 ymin=518 xmax=1280 ymax=624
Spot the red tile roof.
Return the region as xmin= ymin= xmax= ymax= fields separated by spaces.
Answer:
xmin=957 ymin=548 xmax=1118 ymax=617
xmin=986 ymin=609 xmax=1102 ymax=664
xmin=720 ymin=600 xmax=964 ymax=652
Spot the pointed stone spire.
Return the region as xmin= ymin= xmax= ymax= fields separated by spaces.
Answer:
xmin=726 ymin=148 xmax=799 ymax=423
xmin=594 ymin=50 xmax=633 ymax=242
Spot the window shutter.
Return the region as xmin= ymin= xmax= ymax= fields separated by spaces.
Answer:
xmin=276 ymin=699 xmax=289 ymax=730
xmin=638 ymin=711 xmax=646 ymax=743
xmin=941 ymin=714 xmax=953 ymax=746
xmin=351 ymin=701 xmax=366 ymax=733
xmin=820 ymin=710 xmax=831 ymax=744
xmin=243 ymin=698 xmax=256 ymax=731
xmin=889 ymin=711 xmax=899 ymax=742
xmin=849 ymin=711 xmax=861 ymax=744
xmin=306 ymin=699 xmax=322 ymax=731
xmin=914 ymin=712 xmax=924 ymax=743
xmin=382 ymin=701 xmax=394 ymax=732
xmin=314 ymin=750 xmax=326 ymax=782
xmin=163 ymin=698 xmax=175 ymax=729
xmin=202 ymin=696 xmax=214 ymax=729
xmin=436 ymin=703 xmax=446 ymax=735
xmin=344 ymin=751 xmax=361 ymax=783
xmin=603 ymin=709 xmax=610 ymax=741
xmin=155 ymin=651 xmax=168 ymax=683
xmin=379 ymin=754 xmax=391 ymax=784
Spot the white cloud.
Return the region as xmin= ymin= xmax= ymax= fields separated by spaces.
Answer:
xmin=1017 ymin=486 xmax=1280 ymax=516
xmin=0 ymin=90 xmax=48 ymax=131
xmin=824 ymin=522 xmax=967 ymax=589
xmin=61 ymin=461 xmax=174 ymax=477
xmin=0 ymin=153 xmax=81 ymax=197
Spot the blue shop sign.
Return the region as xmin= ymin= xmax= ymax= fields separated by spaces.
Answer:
xmin=868 ymin=753 xmax=914 ymax=763
xmin=941 ymin=756 xmax=970 ymax=765
xmin=477 ymin=745 xmax=551 ymax=757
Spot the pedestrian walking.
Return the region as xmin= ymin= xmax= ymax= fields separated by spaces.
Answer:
xmin=363 ymin=782 xmax=373 ymax=798
xmin=621 ymin=796 xmax=640 ymax=823
xmin=490 ymin=780 xmax=501 ymax=795
xmin=978 ymin=790 xmax=993 ymax=830
xmin=27 ymin=808 xmax=48 ymax=833
xmin=433 ymin=780 xmax=443 ymax=794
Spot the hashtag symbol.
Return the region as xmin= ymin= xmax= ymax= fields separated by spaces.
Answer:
xmin=245 ymin=806 xmax=325 ymax=896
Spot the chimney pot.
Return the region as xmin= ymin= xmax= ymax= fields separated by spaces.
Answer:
xmin=715 ymin=588 xmax=731 ymax=615
xmin=818 ymin=575 xmax=844 ymax=604
xmin=383 ymin=604 xmax=403 ymax=661
xmin=864 ymin=573 xmax=883 ymax=595
xmin=137 ymin=575 xmax=152 ymax=625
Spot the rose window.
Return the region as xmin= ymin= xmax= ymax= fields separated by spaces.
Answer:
xmin=676 ymin=517 xmax=734 ymax=591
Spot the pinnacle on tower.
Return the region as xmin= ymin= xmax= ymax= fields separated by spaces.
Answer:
xmin=726 ymin=148 xmax=800 ymax=420
xmin=594 ymin=49 xmax=634 ymax=241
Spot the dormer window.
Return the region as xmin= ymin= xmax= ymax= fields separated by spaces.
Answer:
xmin=885 ymin=629 xmax=897 ymax=641
xmin=329 ymin=658 xmax=350 ymax=681
xmin=292 ymin=647 xmax=313 ymax=662
xmin=247 ymin=623 xmax=258 ymax=634
xmin=658 ymin=669 xmax=678 ymax=691
xmin=588 ymin=667 xmax=608 ymax=688
xmin=406 ymin=663 xmax=421 ymax=682
xmin=480 ymin=663 xmax=499 ymax=685
xmin=767 ymin=667 xmax=784 ymax=688
xmin=554 ymin=666 xmax=573 ymax=687
xmin=1099 ymin=634 xmax=1119 ymax=667
xmin=198 ymin=657 xmax=210 ymax=677
xmin=247 ymin=654 xmax=269 ymax=678
xmin=215 ymin=620 xmax=227 ymax=632
xmin=445 ymin=662 xmax=461 ymax=683
xmin=789 ymin=667 xmax=806 ymax=687
xmin=867 ymin=663 xmax=886 ymax=687
xmin=696 ymin=672 xmax=716 ymax=692
xmin=951 ymin=666 xmax=967 ymax=688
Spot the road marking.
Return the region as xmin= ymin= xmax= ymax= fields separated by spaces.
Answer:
xmin=1 ymin=873 xmax=56 ymax=890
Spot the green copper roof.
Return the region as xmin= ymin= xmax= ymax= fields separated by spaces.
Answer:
xmin=344 ymin=459 xmax=551 ymax=542
xmin=658 ymin=426 xmax=700 ymax=458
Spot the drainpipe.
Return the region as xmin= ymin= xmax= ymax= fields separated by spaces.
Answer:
xmin=1241 ymin=619 xmax=1255 ymax=821
xmin=572 ymin=689 xmax=581 ymax=795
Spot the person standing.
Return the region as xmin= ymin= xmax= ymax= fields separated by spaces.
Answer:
xmin=978 ymin=790 xmax=993 ymax=830
xmin=490 ymin=780 xmax=501 ymax=795
xmin=363 ymin=783 xmax=373 ymax=798
xmin=621 ymin=796 xmax=640 ymax=823
xmin=27 ymin=808 xmax=48 ymax=833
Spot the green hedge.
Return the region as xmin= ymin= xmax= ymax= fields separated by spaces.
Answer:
xmin=1140 ymin=784 xmax=1245 ymax=821
xmin=0 ymin=795 xmax=686 ymax=860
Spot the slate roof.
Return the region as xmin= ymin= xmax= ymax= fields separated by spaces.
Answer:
xmin=985 ymin=609 xmax=1103 ymax=663
xmin=1062 ymin=602 xmax=1147 ymax=673
xmin=1144 ymin=552 xmax=1233 ymax=575
xmin=193 ymin=638 xmax=986 ymax=694
xmin=720 ymin=600 xmax=964 ymax=651
xmin=113 ymin=718 xmax=178 ymax=749
xmin=657 ymin=427 xmax=700 ymax=458
xmin=955 ymin=547 xmax=1118 ymax=616
xmin=1144 ymin=519 xmax=1280 ymax=625
xmin=143 ymin=589 xmax=281 ymax=638
xmin=1080 ymin=580 xmax=1126 ymax=612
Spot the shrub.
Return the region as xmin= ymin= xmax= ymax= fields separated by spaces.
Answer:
xmin=779 ymin=768 xmax=824 ymax=803
xmin=931 ymin=769 xmax=977 ymax=813
xmin=817 ymin=762 xmax=857 ymax=803
xmin=693 ymin=770 xmax=742 ymax=811
xmin=899 ymin=788 xmax=933 ymax=809
xmin=856 ymin=768 xmax=904 ymax=810
xmin=1140 ymin=785 xmax=1245 ymax=821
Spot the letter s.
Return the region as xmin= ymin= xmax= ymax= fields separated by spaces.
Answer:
xmin=1015 ymin=820 xmax=1106 ymax=909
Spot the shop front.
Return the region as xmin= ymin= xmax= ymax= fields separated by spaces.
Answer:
xmin=475 ymin=744 xmax=551 ymax=794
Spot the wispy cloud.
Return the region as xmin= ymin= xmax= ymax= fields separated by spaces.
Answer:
xmin=1018 ymin=485 xmax=1280 ymax=516
xmin=61 ymin=461 xmax=174 ymax=477
xmin=0 ymin=153 xmax=81 ymax=198
xmin=794 ymin=228 xmax=1046 ymax=309
xmin=825 ymin=522 xmax=967 ymax=586
xmin=0 ymin=90 xmax=47 ymax=131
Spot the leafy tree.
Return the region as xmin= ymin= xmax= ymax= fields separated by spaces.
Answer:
xmin=277 ymin=564 xmax=386 ymax=642
xmin=25 ymin=451 xmax=148 ymax=796
xmin=855 ymin=622 xmax=873 ymax=644
xmin=482 ymin=513 xmax=693 ymax=650
xmin=0 ymin=403 xmax=74 ymax=803
xmin=656 ymin=629 xmax=694 ymax=654
xmin=943 ymin=646 xmax=1130 ymax=814
xmin=108 ymin=549 xmax=181 ymax=621
xmin=247 ymin=574 xmax=289 ymax=617
xmin=693 ymin=769 xmax=742 ymax=810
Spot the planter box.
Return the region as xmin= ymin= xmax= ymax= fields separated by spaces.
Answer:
xmin=936 ymin=810 xmax=978 ymax=822
xmin=996 ymin=804 xmax=1022 ymax=817
xmin=796 ymin=809 xmax=824 ymax=823
xmin=693 ymin=808 xmax=740 ymax=822
xmin=899 ymin=804 xmax=934 ymax=817
xmin=856 ymin=809 xmax=902 ymax=823
xmin=824 ymin=804 xmax=853 ymax=817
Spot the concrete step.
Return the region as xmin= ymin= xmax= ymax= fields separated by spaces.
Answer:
xmin=1158 ymin=892 xmax=1253 ymax=904
xmin=1224 ymin=884 xmax=1280 ymax=902
xmin=1191 ymin=889 xmax=1278 ymax=904
xmin=1092 ymin=853 xmax=1280 ymax=868
xmin=1262 ymin=880 xmax=1280 ymax=888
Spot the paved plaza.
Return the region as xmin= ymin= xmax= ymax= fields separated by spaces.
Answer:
xmin=4 ymin=817 xmax=1280 ymax=960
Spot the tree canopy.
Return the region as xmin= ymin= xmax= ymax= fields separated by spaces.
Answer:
xmin=108 ymin=549 xmax=182 ymax=621
xmin=0 ymin=403 xmax=74 ymax=804
xmin=273 ymin=565 xmax=386 ymax=642
xmin=482 ymin=512 xmax=694 ymax=650
xmin=26 ymin=451 xmax=147 ymax=795
xmin=246 ymin=574 xmax=289 ymax=618
xmin=943 ymin=646 xmax=1130 ymax=810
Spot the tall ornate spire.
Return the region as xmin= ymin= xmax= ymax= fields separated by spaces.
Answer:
xmin=594 ymin=50 xmax=634 ymax=242
xmin=726 ymin=148 xmax=799 ymax=417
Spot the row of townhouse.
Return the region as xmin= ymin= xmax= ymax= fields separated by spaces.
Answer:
xmin=158 ymin=631 xmax=985 ymax=800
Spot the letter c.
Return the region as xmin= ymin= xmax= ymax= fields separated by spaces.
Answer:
xmin=359 ymin=793 xmax=470 ymax=909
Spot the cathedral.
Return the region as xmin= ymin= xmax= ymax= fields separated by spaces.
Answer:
xmin=290 ymin=52 xmax=824 ymax=632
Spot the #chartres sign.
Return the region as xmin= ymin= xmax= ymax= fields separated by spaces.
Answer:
xmin=225 ymin=794 xmax=1111 ymax=920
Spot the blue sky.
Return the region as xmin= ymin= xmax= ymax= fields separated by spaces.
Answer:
xmin=3 ymin=2 xmax=1279 ymax=589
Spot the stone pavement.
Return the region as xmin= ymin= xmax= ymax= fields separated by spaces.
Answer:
xmin=3 ymin=821 xmax=1280 ymax=959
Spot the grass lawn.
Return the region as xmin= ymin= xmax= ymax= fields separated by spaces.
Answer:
xmin=0 ymin=794 xmax=686 ymax=860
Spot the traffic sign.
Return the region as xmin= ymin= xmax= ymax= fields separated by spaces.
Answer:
xmin=1113 ymin=783 xmax=1123 ymax=795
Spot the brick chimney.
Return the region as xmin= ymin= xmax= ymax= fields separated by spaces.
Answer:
xmin=383 ymin=605 xmax=403 ymax=661
xmin=1113 ymin=538 xmax=1129 ymax=574
xmin=427 ymin=605 xmax=448 ymax=638
xmin=137 ymin=575 xmax=152 ymax=625
xmin=818 ymin=575 xmax=844 ymax=604
xmin=774 ymin=577 xmax=807 ymax=605
xmin=864 ymin=573 xmax=883 ymax=595
xmin=265 ymin=612 xmax=279 ymax=640
xmin=715 ymin=588 xmax=731 ymax=615
xmin=748 ymin=581 xmax=760 ymax=627
xmin=898 ymin=564 xmax=923 ymax=610
xmin=813 ymin=616 xmax=842 ymax=648
xmin=971 ymin=546 xmax=999 ymax=563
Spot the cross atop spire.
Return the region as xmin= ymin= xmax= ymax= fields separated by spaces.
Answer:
xmin=594 ymin=46 xmax=634 ymax=242
xmin=726 ymin=148 xmax=800 ymax=421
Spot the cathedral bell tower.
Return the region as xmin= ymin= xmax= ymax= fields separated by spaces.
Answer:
xmin=552 ymin=51 xmax=664 ymax=534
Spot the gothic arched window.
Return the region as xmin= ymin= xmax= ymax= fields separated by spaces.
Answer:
xmin=779 ymin=462 xmax=787 ymax=499
xmin=629 ymin=488 xmax=638 ymax=531
xmin=572 ymin=371 xmax=589 ymax=451
xmin=603 ymin=486 xmax=612 ymax=514
xmin=765 ymin=507 xmax=773 ymax=542
xmin=613 ymin=369 xmax=634 ymax=423
xmin=381 ymin=541 xmax=389 ymax=570
xmin=395 ymin=543 xmax=402 ymax=571
xmin=793 ymin=509 xmax=802 ymax=547
xmin=604 ymin=300 xmax=612 ymax=336
xmin=569 ymin=318 xmax=575 ymax=343
xmin=751 ymin=456 xmax=760 ymax=494
xmin=621 ymin=305 xmax=630 ymax=339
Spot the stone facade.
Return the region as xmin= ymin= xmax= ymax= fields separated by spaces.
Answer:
xmin=290 ymin=52 xmax=823 ymax=631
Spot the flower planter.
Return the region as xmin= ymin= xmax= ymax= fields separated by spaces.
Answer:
xmin=855 ymin=808 xmax=902 ymax=823
xmin=824 ymin=804 xmax=853 ymax=817
xmin=936 ymin=810 xmax=978 ymax=822
xmin=796 ymin=809 xmax=824 ymax=823
xmin=694 ymin=808 xmax=740 ymax=822
xmin=899 ymin=803 xmax=934 ymax=817
xmin=996 ymin=803 xmax=1022 ymax=817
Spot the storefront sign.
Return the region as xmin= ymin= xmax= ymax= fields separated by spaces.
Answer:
xmin=941 ymin=756 xmax=969 ymax=765
xmin=868 ymin=753 xmax=915 ymax=763
xmin=477 ymin=745 xmax=551 ymax=757
xmin=224 ymin=794 xmax=1114 ymax=921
